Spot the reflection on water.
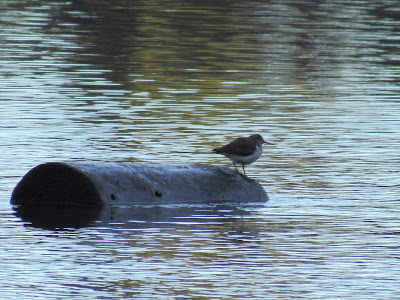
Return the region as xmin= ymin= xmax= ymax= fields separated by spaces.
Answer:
xmin=1 ymin=0 xmax=400 ymax=299
xmin=13 ymin=206 xmax=102 ymax=230
xmin=13 ymin=204 xmax=258 ymax=231
xmin=6 ymin=201 xmax=400 ymax=299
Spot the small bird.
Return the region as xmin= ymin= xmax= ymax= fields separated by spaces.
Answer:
xmin=212 ymin=134 xmax=273 ymax=179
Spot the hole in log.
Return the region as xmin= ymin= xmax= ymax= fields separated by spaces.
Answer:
xmin=110 ymin=193 xmax=116 ymax=200
xmin=154 ymin=191 xmax=162 ymax=197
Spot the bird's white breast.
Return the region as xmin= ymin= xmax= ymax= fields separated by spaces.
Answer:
xmin=227 ymin=145 xmax=263 ymax=165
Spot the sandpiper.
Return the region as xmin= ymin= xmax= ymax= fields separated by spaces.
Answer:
xmin=212 ymin=134 xmax=273 ymax=178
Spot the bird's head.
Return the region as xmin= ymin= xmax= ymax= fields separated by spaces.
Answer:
xmin=251 ymin=134 xmax=274 ymax=145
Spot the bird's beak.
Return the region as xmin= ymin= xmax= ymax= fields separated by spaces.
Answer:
xmin=264 ymin=141 xmax=274 ymax=145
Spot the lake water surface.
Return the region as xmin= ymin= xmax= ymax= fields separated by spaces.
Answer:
xmin=1 ymin=1 xmax=399 ymax=299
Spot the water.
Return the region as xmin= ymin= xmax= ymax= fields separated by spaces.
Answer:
xmin=1 ymin=0 xmax=399 ymax=298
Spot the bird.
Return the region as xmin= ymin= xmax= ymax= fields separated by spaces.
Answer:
xmin=212 ymin=134 xmax=273 ymax=179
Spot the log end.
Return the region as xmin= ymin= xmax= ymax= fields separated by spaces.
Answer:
xmin=11 ymin=162 xmax=103 ymax=208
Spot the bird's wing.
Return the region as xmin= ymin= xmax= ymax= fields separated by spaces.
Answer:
xmin=215 ymin=137 xmax=256 ymax=156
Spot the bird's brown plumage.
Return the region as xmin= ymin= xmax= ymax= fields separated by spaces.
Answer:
xmin=212 ymin=134 xmax=266 ymax=156
xmin=213 ymin=137 xmax=257 ymax=156
xmin=212 ymin=134 xmax=270 ymax=178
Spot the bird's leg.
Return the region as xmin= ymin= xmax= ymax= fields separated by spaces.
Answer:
xmin=233 ymin=162 xmax=239 ymax=173
xmin=242 ymin=164 xmax=254 ymax=181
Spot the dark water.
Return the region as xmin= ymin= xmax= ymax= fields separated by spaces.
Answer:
xmin=1 ymin=1 xmax=399 ymax=299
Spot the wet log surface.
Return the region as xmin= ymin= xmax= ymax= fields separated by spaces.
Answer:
xmin=11 ymin=162 xmax=268 ymax=208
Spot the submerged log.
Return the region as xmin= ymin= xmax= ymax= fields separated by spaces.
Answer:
xmin=11 ymin=162 xmax=268 ymax=208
